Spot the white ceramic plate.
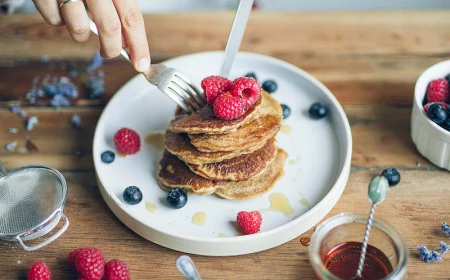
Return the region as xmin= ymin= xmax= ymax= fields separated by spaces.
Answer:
xmin=93 ymin=51 xmax=352 ymax=256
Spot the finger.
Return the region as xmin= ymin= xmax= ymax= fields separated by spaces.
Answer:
xmin=86 ymin=0 xmax=122 ymax=59
xmin=122 ymin=32 xmax=128 ymax=49
xmin=32 ymin=0 xmax=63 ymax=26
xmin=59 ymin=0 xmax=90 ymax=42
xmin=113 ymin=0 xmax=150 ymax=72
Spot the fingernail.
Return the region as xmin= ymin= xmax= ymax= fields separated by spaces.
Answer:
xmin=137 ymin=57 xmax=150 ymax=72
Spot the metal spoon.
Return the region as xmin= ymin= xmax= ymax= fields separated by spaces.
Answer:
xmin=176 ymin=255 xmax=202 ymax=280
xmin=352 ymin=175 xmax=390 ymax=279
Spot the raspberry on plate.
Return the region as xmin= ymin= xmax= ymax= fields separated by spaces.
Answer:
xmin=27 ymin=261 xmax=51 ymax=280
xmin=213 ymin=92 xmax=245 ymax=120
xmin=426 ymin=78 xmax=449 ymax=103
xmin=201 ymin=75 xmax=233 ymax=104
xmin=75 ymin=247 xmax=105 ymax=280
xmin=114 ymin=128 xmax=141 ymax=155
xmin=104 ymin=259 xmax=130 ymax=280
xmin=236 ymin=210 xmax=262 ymax=235
xmin=232 ymin=77 xmax=262 ymax=107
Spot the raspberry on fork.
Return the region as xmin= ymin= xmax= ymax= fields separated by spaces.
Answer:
xmin=201 ymin=75 xmax=233 ymax=104
xmin=232 ymin=77 xmax=262 ymax=107
xmin=213 ymin=92 xmax=245 ymax=120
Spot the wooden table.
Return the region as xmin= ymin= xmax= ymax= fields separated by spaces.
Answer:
xmin=1 ymin=11 xmax=450 ymax=279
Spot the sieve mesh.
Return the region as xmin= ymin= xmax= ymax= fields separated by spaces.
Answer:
xmin=0 ymin=167 xmax=65 ymax=236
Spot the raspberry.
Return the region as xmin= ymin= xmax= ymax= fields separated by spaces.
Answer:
xmin=424 ymin=102 xmax=448 ymax=114
xmin=201 ymin=76 xmax=233 ymax=104
xmin=426 ymin=78 xmax=449 ymax=103
xmin=27 ymin=261 xmax=51 ymax=280
xmin=213 ymin=92 xmax=245 ymax=120
xmin=114 ymin=128 xmax=140 ymax=155
xmin=232 ymin=77 xmax=262 ymax=107
xmin=74 ymin=247 xmax=105 ymax=280
xmin=104 ymin=259 xmax=130 ymax=280
xmin=68 ymin=248 xmax=85 ymax=269
xmin=236 ymin=211 xmax=262 ymax=235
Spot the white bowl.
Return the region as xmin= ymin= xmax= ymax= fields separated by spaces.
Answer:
xmin=411 ymin=60 xmax=450 ymax=170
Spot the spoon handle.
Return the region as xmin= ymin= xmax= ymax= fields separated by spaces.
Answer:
xmin=176 ymin=255 xmax=202 ymax=280
xmin=355 ymin=203 xmax=377 ymax=278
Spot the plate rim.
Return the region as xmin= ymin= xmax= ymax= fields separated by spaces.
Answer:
xmin=92 ymin=51 xmax=352 ymax=255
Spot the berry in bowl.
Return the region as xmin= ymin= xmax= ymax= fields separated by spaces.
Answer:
xmin=411 ymin=60 xmax=450 ymax=170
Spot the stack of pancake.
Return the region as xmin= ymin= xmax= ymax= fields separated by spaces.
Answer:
xmin=157 ymin=91 xmax=287 ymax=200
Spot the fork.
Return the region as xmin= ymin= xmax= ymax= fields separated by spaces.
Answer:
xmin=88 ymin=19 xmax=205 ymax=113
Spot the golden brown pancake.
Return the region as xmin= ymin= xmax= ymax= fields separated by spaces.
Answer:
xmin=164 ymin=130 xmax=263 ymax=165
xmin=157 ymin=150 xmax=227 ymax=195
xmin=186 ymin=138 xmax=277 ymax=181
xmin=188 ymin=92 xmax=282 ymax=152
xmin=157 ymin=148 xmax=287 ymax=199
xmin=167 ymin=93 xmax=263 ymax=135
xmin=214 ymin=149 xmax=287 ymax=200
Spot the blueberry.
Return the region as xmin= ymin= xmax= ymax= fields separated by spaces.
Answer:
xmin=101 ymin=150 xmax=115 ymax=163
xmin=445 ymin=73 xmax=450 ymax=85
xmin=262 ymin=80 xmax=277 ymax=93
xmin=281 ymin=104 xmax=291 ymax=119
xmin=245 ymin=72 xmax=257 ymax=80
xmin=123 ymin=186 xmax=143 ymax=205
xmin=309 ymin=102 xmax=328 ymax=119
xmin=427 ymin=103 xmax=447 ymax=124
xmin=381 ymin=168 xmax=401 ymax=186
xmin=166 ymin=188 xmax=188 ymax=209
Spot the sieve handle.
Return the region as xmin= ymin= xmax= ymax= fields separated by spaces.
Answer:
xmin=16 ymin=211 xmax=69 ymax=251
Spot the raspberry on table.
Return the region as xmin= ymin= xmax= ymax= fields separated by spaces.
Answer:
xmin=75 ymin=247 xmax=105 ymax=280
xmin=213 ymin=92 xmax=245 ymax=120
xmin=114 ymin=128 xmax=141 ymax=155
xmin=236 ymin=210 xmax=262 ymax=235
xmin=104 ymin=259 xmax=130 ymax=280
xmin=68 ymin=248 xmax=85 ymax=269
xmin=27 ymin=261 xmax=51 ymax=280
xmin=232 ymin=77 xmax=262 ymax=107
xmin=201 ymin=75 xmax=233 ymax=104
xmin=426 ymin=78 xmax=449 ymax=103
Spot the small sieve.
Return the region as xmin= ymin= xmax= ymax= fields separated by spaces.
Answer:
xmin=0 ymin=162 xmax=69 ymax=251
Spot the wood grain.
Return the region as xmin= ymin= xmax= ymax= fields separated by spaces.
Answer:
xmin=1 ymin=169 xmax=449 ymax=279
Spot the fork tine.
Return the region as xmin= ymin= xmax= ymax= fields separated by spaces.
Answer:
xmin=163 ymin=87 xmax=193 ymax=113
xmin=168 ymin=84 xmax=199 ymax=111
xmin=174 ymin=72 xmax=206 ymax=103
xmin=172 ymin=79 xmax=204 ymax=108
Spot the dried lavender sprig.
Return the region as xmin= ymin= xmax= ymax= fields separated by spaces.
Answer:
xmin=442 ymin=222 xmax=450 ymax=236
xmin=417 ymin=241 xmax=449 ymax=263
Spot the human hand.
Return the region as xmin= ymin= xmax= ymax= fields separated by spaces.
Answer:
xmin=33 ymin=0 xmax=151 ymax=72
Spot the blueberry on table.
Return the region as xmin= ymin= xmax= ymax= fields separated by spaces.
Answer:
xmin=101 ymin=151 xmax=115 ymax=163
xmin=245 ymin=72 xmax=258 ymax=80
xmin=167 ymin=188 xmax=188 ymax=209
xmin=281 ymin=104 xmax=291 ymax=119
xmin=309 ymin=102 xmax=328 ymax=119
xmin=123 ymin=186 xmax=143 ymax=205
xmin=381 ymin=168 xmax=401 ymax=186
xmin=427 ymin=103 xmax=447 ymax=125
xmin=262 ymin=80 xmax=278 ymax=93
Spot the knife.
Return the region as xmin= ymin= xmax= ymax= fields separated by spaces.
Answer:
xmin=219 ymin=0 xmax=254 ymax=78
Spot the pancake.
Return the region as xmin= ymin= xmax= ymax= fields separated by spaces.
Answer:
xmin=167 ymin=92 xmax=263 ymax=135
xmin=188 ymin=92 xmax=282 ymax=152
xmin=214 ymin=148 xmax=287 ymax=200
xmin=186 ymin=137 xmax=277 ymax=181
xmin=164 ymin=130 xmax=264 ymax=165
xmin=157 ymin=150 xmax=227 ymax=195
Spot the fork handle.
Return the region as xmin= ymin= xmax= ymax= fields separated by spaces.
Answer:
xmin=88 ymin=19 xmax=131 ymax=62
